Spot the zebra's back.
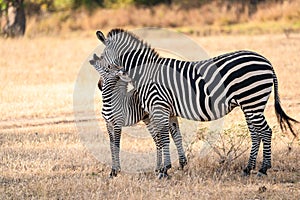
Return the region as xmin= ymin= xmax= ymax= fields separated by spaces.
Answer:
xmin=154 ymin=50 xmax=274 ymax=121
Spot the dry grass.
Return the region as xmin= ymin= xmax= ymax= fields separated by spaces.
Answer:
xmin=1 ymin=32 xmax=300 ymax=199
xmin=23 ymin=0 xmax=300 ymax=37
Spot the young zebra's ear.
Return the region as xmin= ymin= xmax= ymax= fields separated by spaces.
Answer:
xmin=96 ymin=31 xmax=106 ymax=45
xmin=93 ymin=53 xmax=100 ymax=60
xmin=89 ymin=59 xmax=95 ymax=65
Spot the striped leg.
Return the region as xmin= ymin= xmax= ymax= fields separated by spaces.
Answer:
xmin=244 ymin=132 xmax=261 ymax=176
xmin=144 ymin=119 xmax=163 ymax=172
xmin=144 ymin=116 xmax=186 ymax=173
xmin=151 ymin=108 xmax=172 ymax=179
xmin=107 ymin=123 xmax=121 ymax=177
xmin=243 ymin=113 xmax=272 ymax=176
xmin=113 ymin=125 xmax=122 ymax=175
xmin=169 ymin=117 xmax=187 ymax=169
xmin=259 ymin=121 xmax=272 ymax=176
xmin=243 ymin=114 xmax=261 ymax=176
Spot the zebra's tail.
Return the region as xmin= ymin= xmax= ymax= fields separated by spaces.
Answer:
xmin=273 ymin=72 xmax=299 ymax=137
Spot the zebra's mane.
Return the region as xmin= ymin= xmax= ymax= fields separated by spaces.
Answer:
xmin=107 ymin=28 xmax=160 ymax=59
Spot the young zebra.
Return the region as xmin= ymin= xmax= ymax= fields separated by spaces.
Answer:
xmin=96 ymin=29 xmax=298 ymax=178
xmin=89 ymin=53 xmax=187 ymax=177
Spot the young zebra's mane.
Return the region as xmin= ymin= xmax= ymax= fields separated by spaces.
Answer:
xmin=107 ymin=28 xmax=160 ymax=59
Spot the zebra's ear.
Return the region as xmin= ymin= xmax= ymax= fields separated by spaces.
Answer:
xmin=89 ymin=59 xmax=95 ymax=65
xmin=93 ymin=53 xmax=100 ymax=60
xmin=96 ymin=31 xmax=107 ymax=45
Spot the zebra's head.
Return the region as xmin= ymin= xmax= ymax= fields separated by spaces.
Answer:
xmin=96 ymin=29 xmax=154 ymax=84
xmin=89 ymin=53 xmax=118 ymax=78
xmin=96 ymin=30 xmax=124 ymax=70
xmin=89 ymin=53 xmax=132 ymax=86
xmin=89 ymin=53 xmax=123 ymax=92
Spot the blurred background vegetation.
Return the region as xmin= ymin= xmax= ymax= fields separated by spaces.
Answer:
xmin=0 ymin=0 xmax=299 ymax=37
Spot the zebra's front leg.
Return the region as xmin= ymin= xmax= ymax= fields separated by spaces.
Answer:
xmin=112 ymin=125 xmax=122 ymax=177
xmin=158 ymin=140 xmax=172 ymax=179
xmin=107 ymin=123 xmax=121 ymax=178
xmin=152 ymin=110 xmax=172 ymax=179
xmin=144 ymin=117 xmax=163 ymax=173
xmin=169 ymin=117 xmax=187 ymax=170
xmin=155 ymin=138 xmax=163 ymax=173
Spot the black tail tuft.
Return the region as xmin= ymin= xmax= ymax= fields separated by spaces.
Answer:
xmin=275 ymin=101 xmax=299 ymax=137
xmin=273 ymin=71 xmax=299 ymax=137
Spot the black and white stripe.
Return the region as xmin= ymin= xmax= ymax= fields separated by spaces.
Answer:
xmin=97 ymin=29 xmax=298 ymax=177
xmin=89 ymin=54 xmax=187 ymax=177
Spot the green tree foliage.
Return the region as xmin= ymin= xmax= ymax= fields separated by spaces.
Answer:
xmin=1 ymin=0 xmax=283 ymax=15
xmin=0 ymin=0 xmax=7 ymax=11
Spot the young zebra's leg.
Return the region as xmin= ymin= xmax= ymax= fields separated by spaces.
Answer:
xmin=106 ymin=122 xmax=122 ymax=178
xmin=106 ymin=123 xmax=118 ymax=177
xmin=112 ymin=125 xmax=122 ymax=176
xmin=169 ymin=117 xmax=187 ymax=170
xmin=243 ymin=113 xmax=261 ymax=176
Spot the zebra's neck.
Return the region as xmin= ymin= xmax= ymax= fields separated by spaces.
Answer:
xmin=103 ymin=77 xmax=129 ymax=101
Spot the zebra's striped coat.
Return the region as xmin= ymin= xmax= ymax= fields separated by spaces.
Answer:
xmin=89 ymin=54 xmax=187 ymax=177
xmin=97 ymin=29 xmax=298 ymax=178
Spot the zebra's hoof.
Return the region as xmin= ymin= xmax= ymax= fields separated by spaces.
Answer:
xmin=241 ymin=168 xmax=251 ymax=177
xmin=241 ymin=171 xmax=250 ymax=177
xmin=158 ymin=172 xmax=169 ymax=179
xmin=109 ymin=168 xmax=120 ymax=178
xmin=109 ymin=173 xmax=116 ymax=178
xmin=257 ymin=171 xmax=267 ymax=177
xmin=155 ymin=169 xmax=160 ymax=175
xmin=257 ymin=167 xmax=269 ymax=177
xmin=179 ymin=158 xmax=188 ymax=170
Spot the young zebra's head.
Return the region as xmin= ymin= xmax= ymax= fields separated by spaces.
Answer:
xmin=89 ymin=53 xmax=118 ymax=77
xmin=89 ymin=53 xmax=133 ymax=91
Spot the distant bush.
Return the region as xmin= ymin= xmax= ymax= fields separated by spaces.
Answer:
xmin=11 ymin=0 xmax=300 ymax=37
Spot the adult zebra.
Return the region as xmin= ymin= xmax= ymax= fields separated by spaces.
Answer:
xmin=89 ymin=53 xmax=187 ymax=177
xmin=96 ymin=29 xmax=298 ymax=178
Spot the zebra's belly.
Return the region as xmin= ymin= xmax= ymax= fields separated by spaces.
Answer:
xmin=174 ymin=102 xmax=233 ymax=122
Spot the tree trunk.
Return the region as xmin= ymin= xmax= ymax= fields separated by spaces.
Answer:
xmin=3 ymin=0 xmax=26 ymax=37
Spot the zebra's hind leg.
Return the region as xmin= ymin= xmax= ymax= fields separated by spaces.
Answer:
xmin=243 ymin=113 xmax=272 ymax=176
xmin=169 ymin=117 xmax=187 ymax=170
xmin=258 ymin=118 xmax=272 ymax=176
xmin=243 ymin=113 xmax=262 ymax=176
xmin=252 ymin=114 xmax=272 ymax=176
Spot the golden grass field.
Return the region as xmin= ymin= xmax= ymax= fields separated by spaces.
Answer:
xmin=1 ymin=31 xmax=300 ymax=199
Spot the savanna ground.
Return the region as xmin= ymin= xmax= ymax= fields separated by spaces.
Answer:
xmin=1 ymin=31 xmax=300 ymax=199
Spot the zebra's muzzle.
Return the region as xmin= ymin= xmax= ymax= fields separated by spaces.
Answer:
xmin=116 ymin=70 xmax=132 ymax=83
